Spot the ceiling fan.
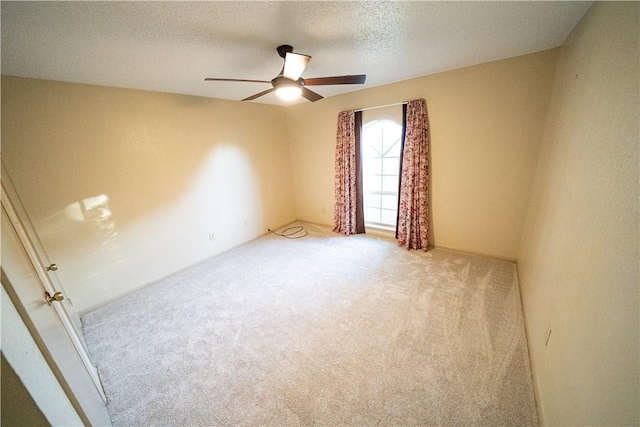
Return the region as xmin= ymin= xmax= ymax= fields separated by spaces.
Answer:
xmin=205 ymin=45 xmax=366 ymax=102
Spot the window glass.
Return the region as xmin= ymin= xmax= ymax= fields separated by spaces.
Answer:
xmin=362 ymin=119 xmax=403 ymax=228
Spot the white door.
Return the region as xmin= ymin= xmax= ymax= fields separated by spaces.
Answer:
xmin=1 ymin=168 xmax=111 ymax=424
xmin=2 ymin=166 xmax=86 ymax=335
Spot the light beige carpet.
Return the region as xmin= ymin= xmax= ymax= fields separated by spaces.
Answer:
xmin=83 ymin=222 xmax=538 ymax=426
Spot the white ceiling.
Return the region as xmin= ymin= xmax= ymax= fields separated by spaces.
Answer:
xmin=1 ymin=1 xmax=591 ymax=106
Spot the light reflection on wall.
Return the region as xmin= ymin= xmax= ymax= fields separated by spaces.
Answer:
xmin=64 ymin=194 xmax=111 ymax=223
xmin=61 ymin=194 xmax=118 ymax=243
xmin=41 ymin=193 xmax=124 ymax=298
xmin=180 ymin=142 xmax=264 ymax=245
xmin=37 ymin=142 xmax=268 ymax=314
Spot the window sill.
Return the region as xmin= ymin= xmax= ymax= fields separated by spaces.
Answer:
xmin=365 ymin=224 xmax=396 ymax=240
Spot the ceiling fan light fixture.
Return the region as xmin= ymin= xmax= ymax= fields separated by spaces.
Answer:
xmin=205 ymin=45 xmax=365 ymax=103
xmin=275 ymin=82 xmax=302 ymax=101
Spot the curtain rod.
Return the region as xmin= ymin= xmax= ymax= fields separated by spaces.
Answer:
xmin=353 ymin=101 xmax=408 ymax=113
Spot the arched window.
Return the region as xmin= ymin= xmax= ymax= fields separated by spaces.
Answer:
xmin=362 ymin=119 xmax=403 ymax=229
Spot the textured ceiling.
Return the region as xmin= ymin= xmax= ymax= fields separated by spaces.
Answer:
xmin=1 ymin=1 xmax=591 ymax=106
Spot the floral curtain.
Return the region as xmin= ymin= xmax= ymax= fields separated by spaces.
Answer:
xmin=397 ymin=99 xmax=430 ymax=250
xmin=334 ymin=110 xmax=365 ymax=235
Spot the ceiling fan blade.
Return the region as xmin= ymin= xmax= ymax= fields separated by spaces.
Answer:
xmin=303 ymin=74 xmax=366 ymax=86
xmin=283 ymin=52 xmax=311 ymax=81
xmin=205 ymin=78 xmax=271 ymax=84
xmin=301 ymin=87 xmax=323 ymax=102
xmin=242 ymin=87 xmax=276 ymax=102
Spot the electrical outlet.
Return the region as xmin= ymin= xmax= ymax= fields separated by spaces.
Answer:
xmin=208 ymin=233 xmax=215 ymax=241
xmin=244 ymin=220 xmax=248 ymax=227
xmin=544 ymin=322 xmax=552 ymax=346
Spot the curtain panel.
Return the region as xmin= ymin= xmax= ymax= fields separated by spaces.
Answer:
xmin=397 ymin=99 xmax=430 ymax=250
xmin=333 ymin=110 xmax=365 ymax=235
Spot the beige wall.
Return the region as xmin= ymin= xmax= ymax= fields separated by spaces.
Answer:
xmin=1 ymin=77 xmax=296 ymax=314
xmin=1 ymin=354 xmax=50 ymax=427
xmin=286 ymin=50 xmax=558 ymax=260
xmin=518 ymin=2 xmax=639 ymax=425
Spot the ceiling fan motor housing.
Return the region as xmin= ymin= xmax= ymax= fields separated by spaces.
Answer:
xmin=271 ymin=75 xmax=303 ymax=89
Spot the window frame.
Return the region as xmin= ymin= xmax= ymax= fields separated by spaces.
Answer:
xmin=361 ymin=117 xmax=403 ymax=233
